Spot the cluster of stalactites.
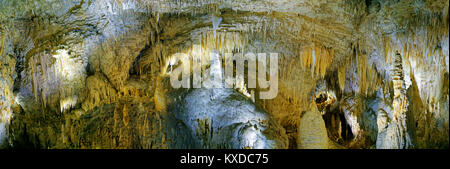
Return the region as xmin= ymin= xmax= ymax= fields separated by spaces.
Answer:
xmin=199 ymin=31 xmax=246 ymax=56
xmin=354 ymin=0 xmax=449 ymax=100
xmin=162 ymin=31 xmax=246 ymax=74
xmin=300 ymin=44 xmax=334 ymax=78
xmin=342 ymin=40 xmax=384 ymax=96
xmin=161 ymin=30 xmax=252 ymax=97
xmin=81 ymin=75 xmax=152 ymax=113
xmin=383 ymin=34 xmax=448 ymax=68
xmin=382 ymin=32 xmax=449 ymax=106
xmin=128 ymin=0 xmax=223 ymax=15
xmin=27 ymin=48 xmax=87 ymax=113
xmin=357 ymin=51 xmax=381 ymax=95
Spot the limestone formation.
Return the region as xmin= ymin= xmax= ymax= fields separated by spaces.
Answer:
xmin=376 ymin=52 xmax=412 ymax=149
xmin=298 ymin=108 xmax=329 ymax=149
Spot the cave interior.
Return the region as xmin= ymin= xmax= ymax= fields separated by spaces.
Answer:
xmin=0 ymin=0 xmax=449 ymax=149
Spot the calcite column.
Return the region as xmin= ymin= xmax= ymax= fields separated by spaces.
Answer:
xmin=376 ymin=52 xmax=412 ymax=149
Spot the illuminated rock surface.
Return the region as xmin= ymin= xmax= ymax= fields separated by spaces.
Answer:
xmin=298 ymin=109 xmax=329 ymax=149
xmin=0 ymin=0 xmax=448 ymax=149
xmin=163 ymin=82 xmax=289 ymax=149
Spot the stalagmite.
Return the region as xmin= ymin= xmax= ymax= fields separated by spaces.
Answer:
xmin=376 ymin=52 xmax=412 ymax=149
xmin=357 ymin=52 xmax=368 ymax=95
xmin=300 ymin=44 xmax=334 ymax=78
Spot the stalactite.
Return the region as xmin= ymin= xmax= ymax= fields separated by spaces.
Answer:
xmin=377 ymin=51 xmax=412 ymax=149
xmin=30 ymin=56 xmax=39 ymax=102
xmin=301 ymin=47 xmax=313 ymax=70
xmin=123 ymin=104 xmax=129 ymax=127
xmin=338 ymin=64 xmax=346 ymax=92
xmin=383 ymin=36 xmax=391 ymax=66
xmin=357 ymin=52 xmax=368 ymax=95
